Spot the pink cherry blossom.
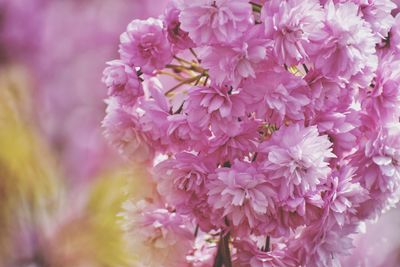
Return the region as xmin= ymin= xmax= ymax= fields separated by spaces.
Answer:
xmin=207 ymin=160 xmax=276 ymax=236
xmin=120 ymin=200 xmax=194 ymax=267
xmin=261 ymin=0 xmax=324 ymax=65
xmin=242 ymin=68 xmax=310 ymax=126
xmin=163 ymin=0 xmax=195 ymax=51
xmin=119 ymin=18 xmax=172 ymax=74
xmin=102 ymin=60 xmax=144 ymax=106
xmin=102 ymin=99 xmax=154 ymax=162
xmin=154 ymin=152 xmax=213 ymax=211
xmin=324 ymin=166 xmax=369 ymax=226
xmin=259 ymin=124 xmax=335 ymax=201
xmin=179 ymin=0 xmax=253 ymax=45
xmin=199 ymin=25 xmax=271 ymax=88
xmin=312 ymin=2 xmax=378 ymax=87
xmin=102 ymin=0 xmax=400 ymax=264
xmin=361 ymin=52 xmax=400 ymax=124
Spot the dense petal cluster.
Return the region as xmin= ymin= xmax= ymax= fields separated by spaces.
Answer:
xmin=102 ymin=0 xmax=400 ymax=266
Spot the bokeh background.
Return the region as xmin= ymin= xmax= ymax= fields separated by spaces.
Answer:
xmin=0 ymin=0 xmax=399 ymax=266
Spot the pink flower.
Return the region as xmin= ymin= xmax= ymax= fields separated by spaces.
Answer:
xmin=311 ymin=110 xmax=360 ymax=158
xmin=234 ymin=239 xmax=298 ymax=267
xmin=199 ymin=25 xmax=271 ymax=88
xmin=312 ymin=2 xmax=378 ymax=86
xmin=179 ymin=0 xmax=253 ymax=45
xmin=102 ymin=60 xmax=143 ymax=105
xmin=304 ymin=69 xmax=350 ymax=113
xmin=154 ymin=152 xmax=213 ymax=211
xmin=391 ymin=14 xmax=400 ymax=52
xmin=207 ymin=119 xmax=260 ymax=162
xmin=260 ymin=0 xmax=324 ymax=65
xmin=350 ymin=123 xmax=400 ymax=219
xmin=289 ymin=222 xmax=357 ymax=267
xmin=102 ymin=99 xmax=153 ymax=162
xmin=119 ymin=18 xmax=172 ymax=74
xmin=259 ymin=124 xmax=335 ymax=201
xmin=120 ymin=200 xmax=194 ymax=267
xmin=358 ymin=0 xmax=396 ymax=39
xmin=163 ymin=0 xmax=195 ymax=51
xmin=361 ymin=52 xmax=400 ymax=124
xmin=325 ymin=166 xmax=369 ymax=226
xmin=184 ymin=85 xmax=246 ymax=133
xmin=166 ymin=113 xmax=210 ymax=151
xmin=242 ymin=68 xmax=310 ymax=126
xmin=138 ymin=79 xmax=171 ymax=151
xmin=207 ymin=160 xmax=276 ymax=236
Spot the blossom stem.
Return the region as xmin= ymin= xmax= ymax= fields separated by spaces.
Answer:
xmin=165 ymin=74 xmax=203 ymax=95
xmin=214 ymin=232 xmax=232 ymax=267
xmin=174 ymin=55 xmax=194 ymax=66
xmin=262 ymin=236 xmax=270 ymax=252
xmin=165 ymin=63 xmax=206 ymax=74
xmin=189 ymin=48 xmax=200 ymax=62
xmin=157 ymin=70 xmax=186 ymax=81
xmin=250 ymin=2 xmax=262 ymax=13
xmin=303 ymin=64 xmax=309 ymax=74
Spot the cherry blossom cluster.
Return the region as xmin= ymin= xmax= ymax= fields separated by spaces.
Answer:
xmin=102 ymin=0 xmax=400 ymax=266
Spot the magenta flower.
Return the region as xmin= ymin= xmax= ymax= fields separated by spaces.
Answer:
xmin=119 ymin=18 xmax=172 ymax=74
xmin=261 ymin=0 xmax=324 ymax=65
xmin=260 ymin=124 xmax=335 ymax=201
xmin=179 ymin=0 xmax=253 ymax=45
xmin=102 ymin=60 xmax=144 ymax=106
